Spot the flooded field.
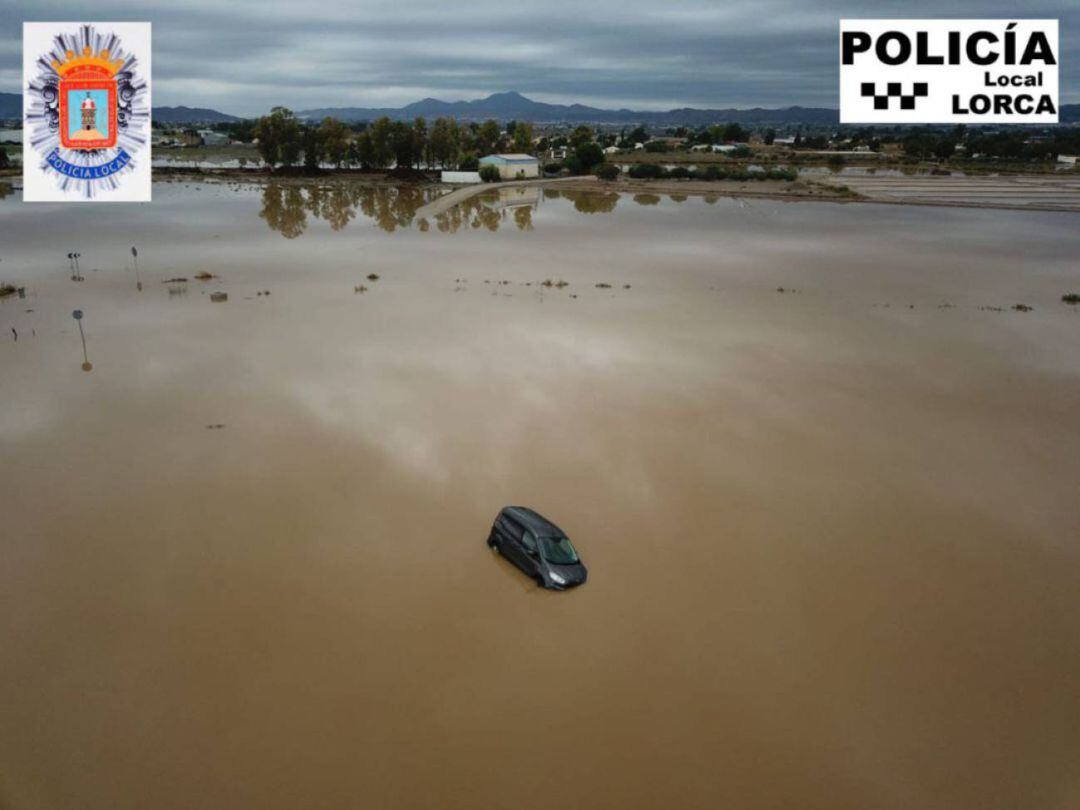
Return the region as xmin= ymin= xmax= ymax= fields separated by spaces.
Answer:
xmin=2 ymin=182 xmax=1079 ymax=810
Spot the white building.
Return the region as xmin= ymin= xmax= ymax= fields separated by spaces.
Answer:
xmin=198 ymin=130 xmax=229 ymax=146
xmin=1059 ymin=154 xmax=1078 ymax=165
xmin=478 ymin=153 xmax=540 ymax=179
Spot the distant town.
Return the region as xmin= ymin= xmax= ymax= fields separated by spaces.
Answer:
xmin=1 ymin=91 xmax=1078 ymax=180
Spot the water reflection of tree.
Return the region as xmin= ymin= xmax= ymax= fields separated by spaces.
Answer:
xmin=0 ymin=182 xmax=13 ymax=200
xmin=257 ymin=182 xmax=544 ymax=237
xmin=259 ymin=185 xmax=308 ymax=239
xmin=259 ymin=183 xmax=441 ymax=237
xmin=513 ymin=206 xmax=533 ymax=231
xmin=433 ymin=195 xmax=503 ymax=233
xmin=633 ymin=193 xmax=662 ymax=206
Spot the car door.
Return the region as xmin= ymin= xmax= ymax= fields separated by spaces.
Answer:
xmin=494 ymin=515 xmax=518 ymax=554
xmin=501 ymin=517 xmax=533 ymax=573
xmin=495 ymin=515 xmax=524 ymax=565
xmin=518 ymin=528 xmax=543 ymax=577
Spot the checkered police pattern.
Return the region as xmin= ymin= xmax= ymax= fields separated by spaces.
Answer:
xmin=860 ymin=81 xmax=929 ymax=111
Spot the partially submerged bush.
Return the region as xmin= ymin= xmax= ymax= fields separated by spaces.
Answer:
xmin=628 ymin=163 xmax=665 ymax=179
xmin=1063 ymin=293 xmax=1080 ymax=305
xmin=594 ymin=163 xmax=620 ymax=181
xmin=479 ymin=164 xmax=501 ymax=183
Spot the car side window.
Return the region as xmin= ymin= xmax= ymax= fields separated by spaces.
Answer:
xmin=521 ymin=530 xmax=537 ymax=554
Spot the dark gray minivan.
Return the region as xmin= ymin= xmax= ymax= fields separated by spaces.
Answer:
xmin=487 ymin=506 xmax=587 ymax=589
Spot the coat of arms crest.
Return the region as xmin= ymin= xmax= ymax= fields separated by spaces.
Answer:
xmin=23 ymin=23 xmax=151 ymax=201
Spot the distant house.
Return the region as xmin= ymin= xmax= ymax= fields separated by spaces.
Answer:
xmin=1059 ymin=154 xmax=1078 ymax=165
xmin=198 ymin=129 xmax=229 ymax=146
xmin=175 ymin=129 xmax=202 ymax=147
xmin=603 ymin=145 xmax=620 ymax=154
xmin=478 ymin=153 xmax=539 ymax=179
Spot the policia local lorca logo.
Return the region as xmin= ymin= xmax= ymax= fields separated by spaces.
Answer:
xmin=839 ymin=20 xmax=1059 ymax=124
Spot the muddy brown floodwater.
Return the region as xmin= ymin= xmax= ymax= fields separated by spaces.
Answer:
xmin=1 ymin=183 xmax=1079 ymax=810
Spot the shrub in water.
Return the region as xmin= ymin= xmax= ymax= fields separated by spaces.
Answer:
xmin=628 ymin=163 xmax=665 ymax=179
xmin=594 ymin=163 xmax=620 ymax=181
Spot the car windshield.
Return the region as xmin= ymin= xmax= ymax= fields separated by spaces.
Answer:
xmin=539 ymin=535 xmax=579 ymax=565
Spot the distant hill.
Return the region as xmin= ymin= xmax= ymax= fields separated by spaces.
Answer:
xmin=1 ymin=95 xmax=239 ymax=124
xmin=151 ymin=105 xmax=240 ymax=124
xmin=0 ymin=92 xmax=20 ymax=118
xmin=299 ymin=91 xmax=1080 ymax=126
xmin=298 ymin=91 xmax=842 ymax=126
xmin=3 ymin=89 xmax=1078 ymax=127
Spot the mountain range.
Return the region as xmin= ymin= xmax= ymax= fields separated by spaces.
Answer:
xmin=2 ymin=90 xmax=1078 ymax=127
xmin=296 ymin=91 xmax=843 ymax=126
xmin=0 ymin=93 xmax=240 ymax=124
xmin=149 ymin=105 xmax=241 ymax=124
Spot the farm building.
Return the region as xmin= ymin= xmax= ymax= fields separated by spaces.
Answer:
xmin=478 ymin=153 xmax=539 ymax=179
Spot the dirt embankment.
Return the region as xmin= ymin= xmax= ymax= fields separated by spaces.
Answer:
xmin=552 ymin=176 xmax=859 ymax=201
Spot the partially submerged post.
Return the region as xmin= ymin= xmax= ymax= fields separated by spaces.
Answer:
xmin=72 ymin=309 xmax=91 ymax=371
xmin=132 ymin=246 xmax=142 ymax=291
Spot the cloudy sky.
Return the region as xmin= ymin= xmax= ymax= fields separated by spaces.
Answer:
xmin=1 ymin=0 xmax=1076 ymax=114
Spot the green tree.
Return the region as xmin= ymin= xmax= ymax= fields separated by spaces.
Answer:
xmin=0 ymin=145 xmax=8 ymax=170
xmin=429 ymin=117 xmax=453 ymax=168
xmin=934 ymin=139 xmax=957 ymax=161
xmin=477 ymin=119 xmax=501 ymax=155
xmin=570 ymin=125 xmax=593 ymax=149
xmin=367 ymin=117 xmax=394 ymax=169
xmin=570 ymin=142 xmax=604 ymax=174
xmin=391 ymin=121 xmax=416 ymax=169
xmin=722 ymin=122 xmax=747 ymax=142
xmin=412 ymin=117 xmax=428 ymax=169
xmin=254 ymin=106 xmax=303 ymax=169
xmin=763 ymin=129 xmax=776 ymax=145
xmin=354 ymin=131 xmax=375 ymax=168
xmin=302 ymin=125 xmax=325 ymax=172
xmin=513 ymin=121 xmax=534 ymax=153
xmin=319 ymin=117 xmax=350 ymax=168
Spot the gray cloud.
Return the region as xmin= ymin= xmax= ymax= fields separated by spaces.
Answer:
xmin=2 ymin=0 xmax=1076 ymax=115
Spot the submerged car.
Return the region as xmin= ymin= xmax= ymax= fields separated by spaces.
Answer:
xmin=487 ymin=506 xmax=587 ymax=589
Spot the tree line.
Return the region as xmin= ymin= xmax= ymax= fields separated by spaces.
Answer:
xmin=253 ymin=107 xmax=539 ymax=172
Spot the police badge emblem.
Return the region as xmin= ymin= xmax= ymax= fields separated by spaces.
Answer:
xmin=23 ymin=23 xmax=152 ymax=201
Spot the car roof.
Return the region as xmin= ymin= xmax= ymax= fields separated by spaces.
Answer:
xmin=501 ymin=506 xmax=566 ymax=536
